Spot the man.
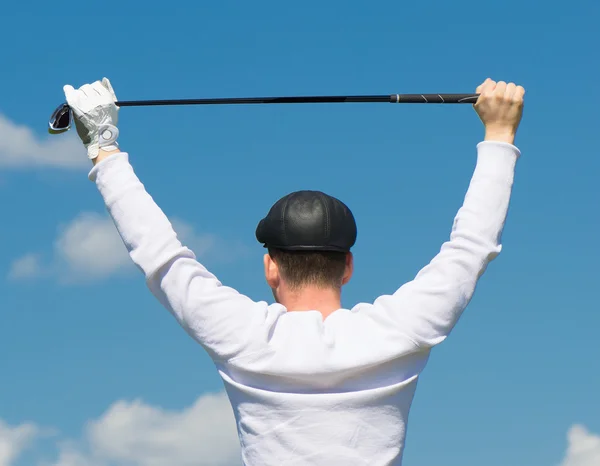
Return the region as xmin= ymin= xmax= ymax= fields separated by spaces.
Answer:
xmin=63 ymin=77 xmax=524 ymax=465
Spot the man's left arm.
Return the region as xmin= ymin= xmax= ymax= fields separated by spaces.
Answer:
xmin=64 ymin=78 xmax=279 ymax=362
xmin=90 ymin=149 xmax=278 ymax=362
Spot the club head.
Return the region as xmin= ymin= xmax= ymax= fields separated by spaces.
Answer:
xmin=48 ymin=103 xmax=72 ymax=134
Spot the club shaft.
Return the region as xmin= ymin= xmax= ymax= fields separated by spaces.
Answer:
xmin=49 ymin=93 xmax=480 ymax=132
xmin=111 ymin=94 xmax=479 ymax=107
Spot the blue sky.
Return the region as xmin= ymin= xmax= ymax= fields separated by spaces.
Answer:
xmin=0 ymin=1 xmax=598 ymax=465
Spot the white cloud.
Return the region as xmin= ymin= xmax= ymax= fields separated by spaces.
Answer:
xmin=8 ymin=253 xmax=43 ymax=280
xmin=9 ymin=212 xmax=247 ymax=284
xmin=559 ymin=424 xmax=600 ymax=466
xmin=53 ymin=212 xmax=131 ymax=281
xmin=79 ymin=392 xmax=240 ymax=466
xmin=2 ymin=392 xmax=241 ymax=466
xmin=0 ymin=419 xmax=38 ymax=466
xmin=7 ymin=213 xmax=130 ymax=284
xmin=0 ymin=114 xmax=87 ymax=169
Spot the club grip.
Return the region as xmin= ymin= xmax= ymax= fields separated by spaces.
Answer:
xmin=390 ymin=94 xmax=479 ymax=104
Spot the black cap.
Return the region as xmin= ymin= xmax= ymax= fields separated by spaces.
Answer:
xmin=256 ymin=190 xmax=357 ymax=252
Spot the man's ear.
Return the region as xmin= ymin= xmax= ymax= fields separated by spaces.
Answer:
xmin=342 ymin=252 xmax=354 ymax=285
xmin=264 ymin=253 xmax=280 ymax=289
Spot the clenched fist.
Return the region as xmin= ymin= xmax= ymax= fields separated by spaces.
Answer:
xmin=474 ymin=78 xmax=525 ymax=144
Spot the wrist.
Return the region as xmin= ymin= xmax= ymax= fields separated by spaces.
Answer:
xmin=484 ymin=128 xmax=516 ymax=145
xmin=92 ymin=148 xmax=122 ymax=166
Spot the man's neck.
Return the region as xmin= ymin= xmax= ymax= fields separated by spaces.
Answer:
xmin=279 ymin=286 xmax=342 ymax=319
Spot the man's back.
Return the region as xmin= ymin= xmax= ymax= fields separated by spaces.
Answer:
xmin=219 ymin=305 xmax=430 ymax=465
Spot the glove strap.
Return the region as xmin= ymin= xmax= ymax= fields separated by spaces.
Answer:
xmin=98 ymin=124 xmax=120 ymax=152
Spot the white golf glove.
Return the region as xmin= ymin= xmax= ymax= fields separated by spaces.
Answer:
xmin=63 ymin=78 xmax=120 ymax=160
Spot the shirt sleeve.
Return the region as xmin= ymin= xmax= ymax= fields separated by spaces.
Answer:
xmin=370 ymin=141 xmax=520 ymax=349
xmin=88 ymin=153 xmax=279 ymax=362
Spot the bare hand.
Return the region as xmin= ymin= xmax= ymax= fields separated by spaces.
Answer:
xmin=474 ymin=78 xmax=525 ymax=144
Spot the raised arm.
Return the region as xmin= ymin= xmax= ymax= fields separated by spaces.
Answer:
xmin=63 ymin=78 xmax=278 ymax=362
xmin=372 ymin=79 xmax=525 ymax=349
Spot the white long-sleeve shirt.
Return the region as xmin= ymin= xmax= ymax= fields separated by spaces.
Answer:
xmin=89 ymin=140 xmax=520 ymax=465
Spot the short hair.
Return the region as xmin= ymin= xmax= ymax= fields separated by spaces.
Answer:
xmin=268 ymin=247 xmax=348 ymax=290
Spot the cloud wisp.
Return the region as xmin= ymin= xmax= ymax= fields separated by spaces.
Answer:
xmin=0 ymin=114 xmax=87 ymax=170
xmin=559 ymin=424 xmax=600 ymax=466
xmin=8 ymin=212 xmax=247 ymax=284
xmin=2 ymin=392 xmax=241 ymax=466
xmin=0 ymin=419 xmax=39 ymax=466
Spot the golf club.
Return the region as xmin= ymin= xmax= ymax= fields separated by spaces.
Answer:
xmin=48 ymin=93 xmax=480 ymax=133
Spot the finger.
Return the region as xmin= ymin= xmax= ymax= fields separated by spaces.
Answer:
xmin=102 ymin=78 xmax=119 ymax=105
xmin=505 ymin=82 xmax=517 ymax=100
xmin=63 ymin=85 xmax=78 ymax=105
xmin=514 ymin=85 xmax=525 ymax=101
xmin=483 ymin=82 xmax=497 ymax=99
xmin=63 ymin=84 xmax=75 ymax=97
xmin=102 ymin=77 xmax=117 ymax=100
xmin=91 ymin=81 xmax=104 ymax=97
xmin=475 ymin=79 xmax=495 ymax=107
xmin=494 ymin=81 xmax=507 ymax=97
xmin=79 ymin=84 xmax=95 ymax=98
xmin=478 ymin=78 xmax=495 ymax=94
xmin=476 ymin=78 xmax=491 ymax=93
